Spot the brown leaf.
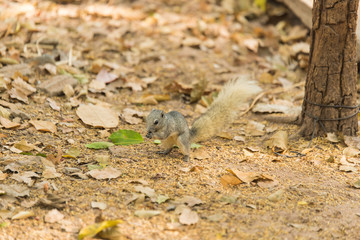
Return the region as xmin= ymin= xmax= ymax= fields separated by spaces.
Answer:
xmin=43 ymin=166 xmax=61 ymax=179
xmin=344 ymin=136 xmax=360 ymax=149
xmin=0 ymin=170 xmax=8 ymax=181
xmin=179 ymin=196 xmax=203 ymax=207
xmin=46 ymin=98 xmax=60 ymax=111
xmin=193 ymin=148 xmax=210 ymax=160
xmin=179 ymin=207 xmax=199 ymax=225
xmin=11 ymin=171 xmax=39 ymax=186
xmin=38 ymin=75 xmax=77 ymax=96
xmin=264 ymin=130 xmax=288 ymax=152
xmin=76 ymin=104 xmax=119 ymax=128
xmin=29 ymin=120 xmax=57 ymax=133
xmin=227 ymin=169 xmax=275 ymax=185
xmin=220 ymin=174 xmax=242 ymax=187
xmin=343 ymin=147 xmax=360 ymax=157
xmin=350 ymin=179 xmax=360 ymax=189
xmin=121 ymin=108 xmax=144 ymax=125
xmin=87 ymin=167 xmax=121 ymax=180
xmin=44 ymin=209 xmax=64 ymax=223
xmin=13 ymin=139 xmax=36 ymax=152
xmin=134 ymin=185 xmax=157 ymax=201
xmin=0 ymin=117 xmax=20 ymax=128
xmin=96 ymin=68 xmax=118 ymax=83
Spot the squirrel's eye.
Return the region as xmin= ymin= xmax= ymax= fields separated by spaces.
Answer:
xmin=154 ymin=120 xmax=159 ymax=125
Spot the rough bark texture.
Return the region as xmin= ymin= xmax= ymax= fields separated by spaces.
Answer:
xmin=300 ymin=0 xmax=359 ymax=137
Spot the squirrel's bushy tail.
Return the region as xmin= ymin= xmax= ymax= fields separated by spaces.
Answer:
xmin=190 ymin=75 xmax=262 ymax=143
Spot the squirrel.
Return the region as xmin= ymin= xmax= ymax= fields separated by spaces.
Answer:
xmin=145 ymin=75 xmax=262 ymax=161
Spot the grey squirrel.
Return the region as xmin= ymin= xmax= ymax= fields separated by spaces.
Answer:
xmin=145 ymin=75 xmax=262 ymax=161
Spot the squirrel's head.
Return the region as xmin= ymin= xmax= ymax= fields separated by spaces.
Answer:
xmin=145 ymin=109 xmax=166 ymax=139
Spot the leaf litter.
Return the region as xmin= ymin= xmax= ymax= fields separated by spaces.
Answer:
xmin=0 ymin=0 xmax=359 ymax=239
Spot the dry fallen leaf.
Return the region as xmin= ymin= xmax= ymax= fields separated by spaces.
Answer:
xmin=264 ymin=130 xmax=288 ymax=152
xmin=87 ymin=166 xmax=122 ymax=180
xmin=29 ymin=120 xmax=57 ymax=133
xmin=227 ymin=169 xmax=276 ymax=187
xmin=179 ymin=207 xmax=199 ymax=225
xmin=343 ymin=147 xmax=360 ymax=157
xmin=0 ymin=117 xmax=20 ymax=128
xmin=44 ymin=209 xmax=64 ymax=223
xmin=76 ymin=104 xmax=119 ymax=128
xmin=220 ymin=174 xmax=242 ymax=187
xmin=134 ymin=185 xmax=157 ymax=202
xmin=121 ymin=108 xmax=145 ymax=125
xmin=179 ymin=195 xmax=203 ymax=207
xmin=12 ymin=211 xmax=35 ymax=220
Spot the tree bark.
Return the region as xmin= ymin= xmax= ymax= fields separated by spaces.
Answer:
xmin=299 ymin=0 xmax=359 ymax=137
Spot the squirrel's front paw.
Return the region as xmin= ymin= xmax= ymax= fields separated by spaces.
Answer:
xmin=156 ymin=148 xmax=172 ymax=155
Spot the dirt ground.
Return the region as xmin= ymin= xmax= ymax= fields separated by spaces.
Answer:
xmin=0 ymin=0 xmax=360 ymax=239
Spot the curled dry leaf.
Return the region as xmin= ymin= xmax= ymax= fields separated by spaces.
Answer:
xmin=227 ymin=169 xmax=276 ymax=187
xmin=47 ymin=98 xmax=60 ymax=111
xmin=327 ymin=133 xmax=340 ymax=143
xmin=0 ymin=117 xmax=20 ymax=128
xmin=38 ymin=75 xmax=77 ymax=96
xmin=134 ymin=210 xmax=161 ymax=218
xmin=134 ymin=185 xmax=157 ymax=202
xmin=245 ymin=120 xmax=265 ymax=137
xmin=220 ymin=174 xmax=242 ymax=187
xmin=12 ymin=211 xmax=35 ymax=220
xmin=76 ymin=104 xmax=119 ymax=128
xmin=11 ymin=171 xmax=39 ymax=187
xmin=265 ymin=130 xmax=288 ymax=152
xmin=0 ymin=184 xmax=30 ymax=197
xmin=29 ymin=120 xmax=57 ymax=133
xmin=121 ymin=108 xmax=144 ymax=125
xmin=10 ymin=77 xmax=36 ymax=104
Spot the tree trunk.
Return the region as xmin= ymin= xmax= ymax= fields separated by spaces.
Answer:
xmin=299 ymin=0 xmax=359 ymax=137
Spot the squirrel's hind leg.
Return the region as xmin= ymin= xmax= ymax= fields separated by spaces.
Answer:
xmin=157 ymin=136 xmax=176 ymax=155
xmin=177 ymin=133 xmax=190 ymax=162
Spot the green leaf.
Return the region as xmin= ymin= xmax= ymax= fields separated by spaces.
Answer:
xmin=73 ymin=74 xmax=89 ymax=85
xmin=156 ymin=195 xmax=170 ymax=204
xmin=85 ymin=142 xmax=114 ymax=149
xmin=78 ymin=219 xmax=122 ymax=240
xmin=36 ymin=153 xmax=47 ymax=157
xmin=191 ymin=143 xmax=203 ymax=149
xmin=109 ymin=130 xmax=144 ymax=145
xmin=254 ymin=0 xmax=266 ymax=11
xmin=20 ymin=152 xmax=33 ymax=155
xmin=87 ymin=164 xmax=104 ymax=170
xmin=0 ymin=222 xmax=9 ymax=228
xmin=154 ymin=140 xmax=161 ymax=145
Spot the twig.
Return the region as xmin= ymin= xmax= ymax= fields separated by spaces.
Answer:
xmin=239 ymin=81 xmax=305 ymax=117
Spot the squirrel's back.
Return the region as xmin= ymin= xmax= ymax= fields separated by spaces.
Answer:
xmin=190 ymin=75 xmax=261 ymax=143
